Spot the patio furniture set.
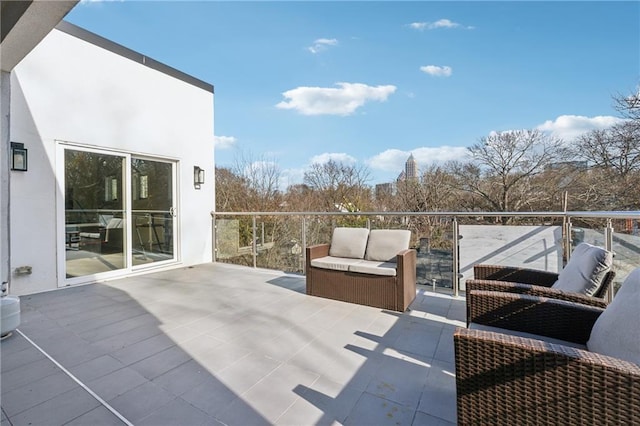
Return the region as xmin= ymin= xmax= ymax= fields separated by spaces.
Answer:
xmin=306 ymin=228 xmax=639 ymax=424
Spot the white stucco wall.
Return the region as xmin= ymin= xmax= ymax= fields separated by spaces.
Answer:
xmin=10 ymin=28 xmax=214 ymax=295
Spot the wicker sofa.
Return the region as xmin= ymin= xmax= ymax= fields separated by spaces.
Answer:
xmin=306 ymin=227 xmax=416 ymax=312
xmin=454 ymin=267 xmax=640 ymax=425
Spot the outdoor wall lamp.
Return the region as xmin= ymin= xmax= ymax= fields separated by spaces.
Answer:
xmin=194 ymin=166 xmax=205 ymax=189
xmin=10 ymin=142 xmax=27 ymax=172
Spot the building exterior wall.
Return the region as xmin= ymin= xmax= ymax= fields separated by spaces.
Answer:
xmin=9 ymin=27 xmax=214 ymax=295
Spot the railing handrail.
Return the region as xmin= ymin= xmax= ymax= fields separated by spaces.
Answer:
xmin=212 ymin=210 xmax=640 ymax=219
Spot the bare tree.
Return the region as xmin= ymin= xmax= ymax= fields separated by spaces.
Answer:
xmin=303 ymin=159 xmax=371 ymax=211
xmin=613 ymin=86 xmax=640 ymax=122
xmin=451 ymin=129 xmax=568 ymax=213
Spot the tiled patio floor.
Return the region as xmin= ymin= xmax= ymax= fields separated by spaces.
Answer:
xmin=1 ymin=263 xmax=465 ymax=425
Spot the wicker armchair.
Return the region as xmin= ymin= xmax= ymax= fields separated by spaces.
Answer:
xmin=454 ymin=327 xmax=640 ymax=425
xmin=466 ymin=243 xmax=614 ymax=324
xmin=455 ymin=271 xmax=640 ymax=425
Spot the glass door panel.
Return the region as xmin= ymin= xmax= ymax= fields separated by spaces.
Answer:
xmin=64 ymin=150 xmax=126 ymax=278
xmin=131 ymin=158 xmax=175 ymax=266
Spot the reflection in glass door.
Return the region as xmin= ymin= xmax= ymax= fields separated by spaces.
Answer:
xmin=64 ymin=150 xmax=126 ymax=278
xmin=131 ymin=158 xmax=176 ymax=267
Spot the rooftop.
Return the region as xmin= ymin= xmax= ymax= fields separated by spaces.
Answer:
xmin=1 ymin=263 xmax=464 ymax=425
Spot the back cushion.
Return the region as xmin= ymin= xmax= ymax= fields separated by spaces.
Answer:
xmin=551 ymin=243 xmax=613 ymax=296
xmin=329 ymin=227 xmax=370 ymax=259
xmin=587 ymin=268 xmax=640 ymax=365
xmin=364 ymin=229 xmax=411 ymax=262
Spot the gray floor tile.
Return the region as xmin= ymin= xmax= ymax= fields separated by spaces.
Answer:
xmin=0 ymin=345 xmax=46 ymax=374
xmin=0 ymin=357 xmax=60 ymax=393
xmin=129 ymin=345 xmax=191 ymax=379
xmin=212 ymin=399 xmax=272 ymax=426
xmin=345 ymin=392 xmax=416 ymax=426
xmin=365 ymin=352 xmax=430 ymax=409
xmin=277 ymin=376 xmax=363 ymax=425
xmin=136 ymin=397 xmax=219 ymax=426
xmin=64 ymin=405 xmax=128 ymax=426
xmin=9 ymin=387 xmax=100 ymax=426
xmin=412 ymin=410 xmax=456 ymax=426
xmin=0 ymin=332 xmax=32 ymax=356
xmin=180 ymin=375 xmax=239 ymax=417
xmin=151 ymin=359 xmax=212 ymax=396
xmin=418 ymin=360 xmax=457 ymax=424
xmin=226 ymin=363 xmax=320 ymax=423
xmin=68 ymin=355 xmax=126 ymax=383
xmin=215 ymin=352 xmax=282 ymax=395
xmin=1 ymin=371 xmax=78 ymax=417
xmin=110 ymin=333 xmax=177 ymax=366
xmin=92 ymin=324 xmax=164 ymax=353
xmin=1 ymin=264 xmax=465 ymax=426
xmin=107 ymin=381 xmax=175 ymax=423
xmin=87 ymin=367 xmax=148 ymax=401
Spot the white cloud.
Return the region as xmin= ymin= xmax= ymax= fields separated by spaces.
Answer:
xmin=310 ymin=152 xmax=357 ymax=165
xmin=367 ymin=147 xmax=468 ymax=172
xmin=214 ymin=135 xmax=237 ymax=149
xmin=276 ymin=82 xmax=397 ymax=116
xmin=536 ymin=115 xmax=624 ymax=141
xmin=420 ymin=65 xmax=452 ymax=77
xmin=408 ymin=19 xmax=472 ymax=31
xmin=308 ymin=38 xmax=338 ymax=54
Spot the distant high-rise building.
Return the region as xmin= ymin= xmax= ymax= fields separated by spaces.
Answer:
xmin=375 ymin=182 xmax=395 ymax=199
xmin=397 ymin=154 xmax=418 ymax=181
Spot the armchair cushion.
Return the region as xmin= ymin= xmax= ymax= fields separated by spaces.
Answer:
xmin=587 ymin=268 xmax=640 ymax=365
xmin=364 ymin=229 xmax=411 ymax=262
xmin=552 ymin=242 xmax=613 ymax=296
xmin=328 ymin=227 xmax=369 ymax=259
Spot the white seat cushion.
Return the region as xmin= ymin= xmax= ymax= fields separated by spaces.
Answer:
xmin=364 ymin=229 xmax=411 ymax=263
xmin=349 ymin=260 xmax=397 ymax=277
xmin=329 ymin=227 xmax=370 ymax=259
xmin=551 ymin=243 xmax=613 ymax=296
xmin=310 ymin=256 xmax=363 ymax=272
xmin=587 ymin=268 xmax=640 ymax=365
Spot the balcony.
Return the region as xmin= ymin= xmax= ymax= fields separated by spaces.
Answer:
xmin=1 ymin=263 xmax=463 ymax=425
xmin=2 ymin=210 xmax=638 ymax=425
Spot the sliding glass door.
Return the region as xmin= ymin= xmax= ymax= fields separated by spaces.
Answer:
xmin=62 ymin=146 xmax=177 ymax=284
xmin=131 ymin=158 xmax=175 ymax=267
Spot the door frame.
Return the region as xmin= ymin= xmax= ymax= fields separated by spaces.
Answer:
xmin=56 ymin=141 xmax=180 ymax=287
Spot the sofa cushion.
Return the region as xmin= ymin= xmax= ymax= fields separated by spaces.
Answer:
xmin=329 ymin=227 xmax=370 ymax=259
xmin=364 ymin=229 xmax=411 ymax=263
xmin=587 ymin=267 xmax=640 ymax=365
xmin=311 ymin=256 xmax=362 ymax=272
xmin=551 ymin=243 xmax=613 ymax=296
xmin=349 ymin=260 xmax=397 ymax=277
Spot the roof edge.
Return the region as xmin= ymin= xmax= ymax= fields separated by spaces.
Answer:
xmin=55 ymin=21 xmax=214 ymax=94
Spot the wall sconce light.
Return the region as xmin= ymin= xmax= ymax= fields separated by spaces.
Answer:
xmin=10 ymin=142 xmax=27 ymax=172
xmin=194 ymin=166 xmax=205 ymax=189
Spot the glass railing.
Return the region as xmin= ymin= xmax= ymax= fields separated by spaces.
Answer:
xmin=212 ymin=211 xmax=640 ymax=297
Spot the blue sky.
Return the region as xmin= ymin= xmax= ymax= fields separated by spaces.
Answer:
xmin=67 ymin=1 xmax=639 ymax=186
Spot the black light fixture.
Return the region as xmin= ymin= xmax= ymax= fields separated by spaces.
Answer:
xmin=194 ymin=166 xmax=205 ymax=189
xmin=10 ymin=142 xmax=27 ymax=172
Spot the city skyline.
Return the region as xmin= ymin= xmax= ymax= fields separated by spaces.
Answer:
xmin=66 ymin=1 xmax=639 ymax=186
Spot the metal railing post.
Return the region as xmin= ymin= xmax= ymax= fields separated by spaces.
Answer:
xmin=212 ymin=212 xmax=217 ymax=263
xmin=564 ymin=217 xmax=573 ymax=265
xmin=605 ymin=218 xmax=615 ymax=302
xmin=452 ymin=216 xmax=460 ymax=297
xmin=604 ymin=218 xmax=614 ymax=253
xmin=302 ymin=216 xmax=307 ymax=274
xmin=252 ymin=215 xmax=257 ymax=268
